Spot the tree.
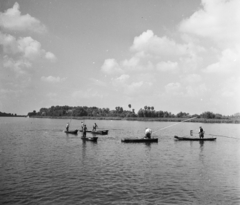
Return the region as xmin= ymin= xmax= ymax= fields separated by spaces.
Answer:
xmin=128 ymin=104 xmax=132 ymax=113
xmin=115 ymin=106 xmax=123 ymax=113
xmin=138 ymin=108 xmax=144 ymax=117
xmin=201 ymin=111 xmax=215 ymax=119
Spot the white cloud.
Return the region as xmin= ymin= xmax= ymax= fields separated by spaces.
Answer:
xmin=1 ymin=33 xmax=57 ymax=74
xmin=126 ymin=81 xmax=144 ymax=94
xmin=18 ymin=36 xmax=44 ymax=60
xmin=156 ymin=61 xmax=178 ymax=72
xmin=179 ymin=0 xmax=240 ymax=47
xmin=89 ymin=78 xmax=107 ymax=87
xmin=165 ymin=81 xmax=208 ymax=97
xmin=122 ymin=54 xmax=140 ymax=68
xmin=97 ymin=0 xmax=240 ymax=114
xmin=1 ymin=34 xmax=45 ymax=60
xmin=185 ymin=84 xmax=208 ymax=97
xmin=220 ymin=77 xmax=240 ymax=98
xmin=182 ymin=74 xmax=202 ymax=84
xmin=179 ymin=0 xmax=240 ymax=76
xmin=0 ymin=3 xmax=56 ymax=77
xmin=115 ymin=74 xmax=130 ymax=84
xmin=131 ymin=30 xmax=187 ymax=57
xmin=101 ymin=59 xmax=123 ymax=75
xmin=203 ymin=49 xmax=239 ymax=73
xmin=111 ymin=74 xmax=153 ymax=95
xmin=165 ymin=82 xmax=182 ymax=94
xmin=45 ymin=52 xmax=56 ymax=62
xmin=3 ymin=56 xmax=32 ymax=74
xmin=41 ymin=76 xmax=66 ymax=83
xmin=72 ymin=89 xmax=104 ymax=99
xmin=122 ymin=53 xmax=155 ymax=72
xmin=0 ymin=2 xmax=47 ymax=33
xmin=0 ymin=33 xmax=18 ymax=54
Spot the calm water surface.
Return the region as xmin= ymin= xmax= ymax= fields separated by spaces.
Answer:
xmin=0 ymin=117 xmax=240 ymax=204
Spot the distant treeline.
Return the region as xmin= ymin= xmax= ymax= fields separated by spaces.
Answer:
xmin=0 ymin=111 xmax=17 ymax=117
xmin=27 ymin=105 xmax=240 ymax=121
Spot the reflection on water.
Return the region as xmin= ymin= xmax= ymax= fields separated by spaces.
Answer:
xmin=199 ymin=140 xmax=204 ymax=152
xmin=0 ymin=117 xmax=239 ymax=204
xmin=199 ymin=141 xmax=205 ymax=166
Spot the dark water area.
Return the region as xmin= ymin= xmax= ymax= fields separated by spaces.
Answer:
xmin=0 ymin=117 xmax=239 ymax=204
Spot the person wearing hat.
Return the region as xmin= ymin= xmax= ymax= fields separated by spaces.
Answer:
xmin=145 ymin=128 xmax=152 ymax=139
xmin=81 ymin=122 xmax=84 ymax=131
xmin=81 ymin=122 xmax=86 ymax=137
xmin=199 ymin=126 xmax=204 ymax=139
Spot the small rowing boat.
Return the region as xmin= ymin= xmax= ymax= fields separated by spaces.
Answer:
xmin=121 ymin=138 xmax=158 ymax=143
xmin=81 ymin=136 xmax=98 ymax=142
xmin=65 ymin=130 xmax=78 ymax=135
xmin=174 ymin=136 xmax=216 ymax=141
xmin=79 ymin=130 xmax=108 ymax=135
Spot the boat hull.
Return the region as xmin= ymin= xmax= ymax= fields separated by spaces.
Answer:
xmin=174 ymin=136 xmax=216 ymax=141
xmin=79 ymin=130 xmax=108 ymax=135
xmin=81 ymin=136 xmax=98 ymax=142
xmin=121 ymin=138 xmax=158 ymax=143
xmin=65 ymin=130 xmax=78 ymax=134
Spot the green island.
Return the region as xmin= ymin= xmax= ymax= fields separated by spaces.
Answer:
xmin=27 ymin=105 xmax=240 ymax=124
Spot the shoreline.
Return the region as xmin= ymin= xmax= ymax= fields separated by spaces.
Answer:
xmin=29 ymin=116 xmax=240 ymax=124
xmin=0 ymin=115 xmax=27 ymax=117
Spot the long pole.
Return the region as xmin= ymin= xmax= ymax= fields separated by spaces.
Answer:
xmin=69 ymin=109 xmax=75 ymax=126
xmin=152 ymin=117 xmax=197 ymax=134
xmin=190 ymin=130 xmax=239 ymax=140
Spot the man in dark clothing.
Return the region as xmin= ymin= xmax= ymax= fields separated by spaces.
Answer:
xmin=92 ymin=123 xmax=98 ymax=131
xmin=83 ymin=124 xmax=87 ymax=138
xmin=199 ymin=126 xmax=204 ymax=139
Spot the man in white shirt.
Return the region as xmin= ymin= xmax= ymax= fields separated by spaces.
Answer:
xmin=145 ymin=128 xmax=152 ymax=139
xmin=66 ymin=123 xmax=69 ymax=131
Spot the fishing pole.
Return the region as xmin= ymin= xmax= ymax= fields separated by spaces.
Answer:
xmin=152 ymin=117 xmax=197 ymax=134
xmin=190 ymin=130 xmax=239 ymax=140
xmin=98 ymin=128 xmax=123 ymax=130
xmin=67 ymin=109 xmax=75 ymax=126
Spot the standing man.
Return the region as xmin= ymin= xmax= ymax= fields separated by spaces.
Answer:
xmin=83 ymin=124 xmax=87 ymax=138
xmin=199 ymin=126 xmax=204 ymax=139
xmin=92 ymin=123 xmax=98 ymax=131
xmin=145 ymin=128 xmax=152 ymax=139
xmin=81 ymin=122 xmax=84 ymax=132
xmin=66 ymin=123 xmax=69 ymax=132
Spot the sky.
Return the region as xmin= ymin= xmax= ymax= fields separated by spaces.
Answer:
xmin=0 ymin=0 xmax=239 ymax=115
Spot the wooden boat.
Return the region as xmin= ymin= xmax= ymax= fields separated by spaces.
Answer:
xmin=79 ymin=130 xmax=108 ymax=135
xmin=174 ymin=136 xmax=216 ymax=141
xmin=81 ymin=136 xmax=98 ymax=142
xmin=121 ymin=138 xmax=158 ymax=143
xmin=64 ymin=130 xmax=78 ymax=135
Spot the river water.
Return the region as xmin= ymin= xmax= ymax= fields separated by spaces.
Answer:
xmin=0 ymin=117 xmax=239 ymax=204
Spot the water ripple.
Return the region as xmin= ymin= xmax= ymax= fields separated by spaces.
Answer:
xmin=0 ymin=118 xmax=240 ymax=204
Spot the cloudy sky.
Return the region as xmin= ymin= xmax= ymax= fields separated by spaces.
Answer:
xmin=0 ymin=0 xmax=239 ymax=115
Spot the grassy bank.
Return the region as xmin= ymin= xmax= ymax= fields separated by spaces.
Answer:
xmin=29 ymin=116 xmax=240 ymax=124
